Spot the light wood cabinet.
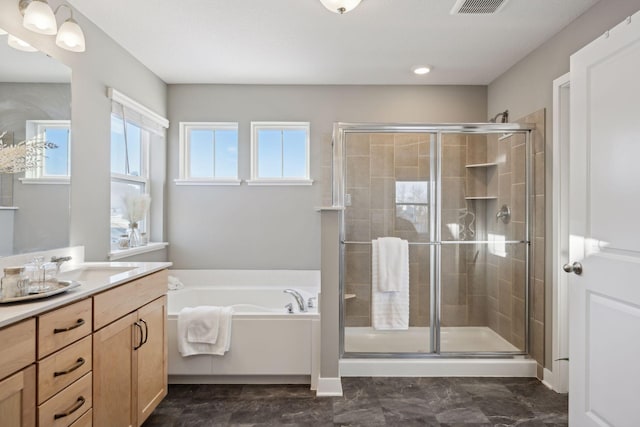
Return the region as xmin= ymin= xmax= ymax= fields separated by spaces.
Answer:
xmin=93 ymin=293 xmax=168 ymax=427
xmin=0 ymin=365 xmax=36 ymax=427
xmin=0 ymin=267 xmax=168 ymax=427
xmin=0 ymin=319 xmax=36 ymax=427
xmin=135 ymin=297 xmax=168 ymax=424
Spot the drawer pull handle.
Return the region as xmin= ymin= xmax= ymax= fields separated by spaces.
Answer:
xmin=54 ymin=318 xmax=85 ymax=334
xmin=54 ymin=358 xmax=85 ymax=377
xmin=140 ymin=318 xmax=149 ymax=346
xmin=53 ymin=396 xmax=85 ymax=420
xmin=133 ymin=321 xmax=144 ymax=350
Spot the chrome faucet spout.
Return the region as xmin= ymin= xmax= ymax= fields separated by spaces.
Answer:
xmin=51 ymin=256 xmax=72 ymax=272
xmin=283 ymin=289 xmax=307 ymax=312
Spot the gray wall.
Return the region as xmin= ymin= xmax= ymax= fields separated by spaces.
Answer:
xmin=0 ymin=0 xmax=167 ymax=261
xmin=167 ymin=84 xmax=487 ymax=269
xmin=487 ymin=0 xmax=640 ymax=368
xmin=0 ymin=83 xmax=70 ymax=254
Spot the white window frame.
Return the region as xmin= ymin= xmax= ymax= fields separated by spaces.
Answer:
xmin=248 ymin=121 xmax=313 ymax=186
xmin=110 ymin=116 xmax=151 ymax=233
xmin=21 ymin=119 xmax=71 ymax=184
xmin=175 ymin=122 xmax=241 ymax=186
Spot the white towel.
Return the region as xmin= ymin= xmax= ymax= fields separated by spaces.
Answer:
xmin=178 ymin=306 xmax=233 ymax=356
xmin=185 ymin=306 xmax=221 ymax=344
xmin=377 ymin=237 xmax=406 ymax=292
xmin=372 ymin=238 xmax=409 ymax=330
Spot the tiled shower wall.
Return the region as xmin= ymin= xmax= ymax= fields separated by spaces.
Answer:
xmin=343 ymin=133 xmax=431 ymax=328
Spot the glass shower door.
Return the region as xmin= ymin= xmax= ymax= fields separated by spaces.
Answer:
xmin=438 ymin=132 xmax=528 ymax=353
xmin=342 ymin=131 xmax=436 ymax=354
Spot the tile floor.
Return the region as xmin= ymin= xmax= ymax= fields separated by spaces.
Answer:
xmin=142 ymin=377 xmax=568 ymax=426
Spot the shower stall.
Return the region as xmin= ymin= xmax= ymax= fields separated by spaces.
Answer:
xmin=332 ymin=123 xmax=535 ymax=362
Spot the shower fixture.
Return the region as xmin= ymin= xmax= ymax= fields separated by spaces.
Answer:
xmin=496 ymin=204 xmax=511 ymax=224
xmin=489 ymin=110 xmax=509 ymax=123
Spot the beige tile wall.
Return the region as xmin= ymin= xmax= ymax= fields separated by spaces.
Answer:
xmin=343 ymin=132 xmax=432 ymax=328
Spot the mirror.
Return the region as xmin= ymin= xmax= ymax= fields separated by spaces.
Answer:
xmin=0 ymin=30 xmax=71 ymax=256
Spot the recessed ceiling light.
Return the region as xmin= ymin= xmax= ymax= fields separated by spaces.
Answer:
xmin=412 ymin=66 xmax=431 ymax=75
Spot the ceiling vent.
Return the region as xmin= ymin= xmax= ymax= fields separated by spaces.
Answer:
xmin=450 ymin=0 xmax=510 ymax=14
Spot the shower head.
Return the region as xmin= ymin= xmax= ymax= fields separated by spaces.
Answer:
xmin=489 ymin=110 xmax=509 ymax=123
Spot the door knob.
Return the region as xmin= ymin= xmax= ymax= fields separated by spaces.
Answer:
xmin=563 ymin=262 xmax=583 ymax=275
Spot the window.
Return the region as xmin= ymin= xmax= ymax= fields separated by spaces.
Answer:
xmin=110 ymin=114 xmax=150 ymax=243
xmin=176 ymin=122 xmax=240 ymax=185
xmin=108 ymin=88 xmax=169 ymax=254
xmin=249 ymin=122 xmax=312 ymax=185
xmin=395 ymin=181 xmax=429 ymax=235
xmin=22 ymin=120 xmax=71 ymax=183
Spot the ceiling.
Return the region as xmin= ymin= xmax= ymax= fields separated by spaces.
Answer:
xmin=67 ymin=0 xmax=598 ymax=85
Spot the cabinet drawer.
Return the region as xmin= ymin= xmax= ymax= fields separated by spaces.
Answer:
xmin=69 ymin=408 xmax=92 ymax=427
xmin=38 ymin=299 xmax=92 ymax=359
xmin=38 ymin=336 xmax=92 ymax=404
xmin=38 ymin=372 xmax=92 ymax=427
xmin=0 ymin=319 xmax=36 ymax=380
xmin=93 ymin=270 xmax=167 ymax=330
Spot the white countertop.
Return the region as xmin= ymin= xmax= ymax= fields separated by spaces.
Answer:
xmin=0 ymin=261 xmax=172 ymax=329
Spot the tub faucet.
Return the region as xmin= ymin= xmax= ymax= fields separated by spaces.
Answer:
xmin=283 ymin=289 xmax=307 ymax=312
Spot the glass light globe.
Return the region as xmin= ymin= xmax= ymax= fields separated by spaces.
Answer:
xmin=56 ymin=19 xmax=86 ymax=52
xmin=319 ymin=0 xmax=362 ymax=14
xmin=23 ymin=0 xmax=57 ymax=35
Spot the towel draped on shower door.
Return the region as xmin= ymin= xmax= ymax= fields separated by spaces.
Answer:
xmin=371 ymin=237 xmax=410 ymax=330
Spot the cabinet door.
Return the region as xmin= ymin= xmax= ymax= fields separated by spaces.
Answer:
xmin=0 ymin=365 xmax=36 ymax=427
xmin=93 ymin=312 xmax=138 ymax=427
xmin=136 ymin=296 xmax=167 ymax=426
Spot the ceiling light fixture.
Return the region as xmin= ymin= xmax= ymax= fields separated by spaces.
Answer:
xmin=7 ymin=33 xmax=38 ymax=52
xmin=18 ymin=0 xmax=86 ymax=52
xmin=412 ymin=65 xmax=432 ymax=75
xmin=319 ymin=0 xmax=362 ymax=14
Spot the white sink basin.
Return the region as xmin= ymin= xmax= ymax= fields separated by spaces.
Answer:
xmin=57 ymin=266 xmax=136 ymax=282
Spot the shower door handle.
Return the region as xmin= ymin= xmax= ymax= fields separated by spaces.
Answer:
xmin=563 ymin=262 xmax=583 ymax=275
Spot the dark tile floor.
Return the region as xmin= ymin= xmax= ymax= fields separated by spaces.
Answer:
xmin=142 ymin=377 xmax=568 ymax=427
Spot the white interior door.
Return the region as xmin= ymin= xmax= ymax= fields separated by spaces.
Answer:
xmin=568 ymin=11 xmax=640 ymax=427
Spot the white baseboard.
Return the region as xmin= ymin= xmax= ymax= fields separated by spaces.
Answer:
xmin=542 ymin=368 xmax=554 ymax=390
xmin=316 ymin=377 xmax=343 ymax=397
xmin=168 ymin=375 xmax=310 ymax=385
xmin=340 ymin=358 xmax=537 ymax=377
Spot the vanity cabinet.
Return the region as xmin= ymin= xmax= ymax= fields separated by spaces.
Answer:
xmin=92 ymin=270 xmax=168 ymax=427
xmin=0 ymin=319 xmax=36 ymax=427
xmin=0 ymin=266 xmax=169 ymax=427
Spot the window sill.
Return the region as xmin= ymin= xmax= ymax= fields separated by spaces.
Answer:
xmin=109 ymin=241 xmax=168 ymax=261
xmin=246 ymin=179 xmax=314 ymax=186
xmin=174 ymin=179 xmax=242 ymax=186
xmin=19 ymin=177 xmax=70 ymax=185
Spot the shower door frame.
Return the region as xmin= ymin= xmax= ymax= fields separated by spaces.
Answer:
xmin=334 ymin=122 xmax=535 ymax=359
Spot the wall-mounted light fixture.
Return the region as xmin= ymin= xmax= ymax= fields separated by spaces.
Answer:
xmin=18 ymin=0 xmax=86 ymax=52
xmin=7 ymin=33 xmax=38 ymax=51
xmin=319 ymin=0 xmax=362 ymax=14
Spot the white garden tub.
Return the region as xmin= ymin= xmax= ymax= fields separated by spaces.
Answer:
xmin=166 ymin=270 xmax=320 ymax=385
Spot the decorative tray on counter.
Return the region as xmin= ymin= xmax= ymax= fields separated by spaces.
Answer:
xmin=0 ymin=280 xmax=81 ymax=303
